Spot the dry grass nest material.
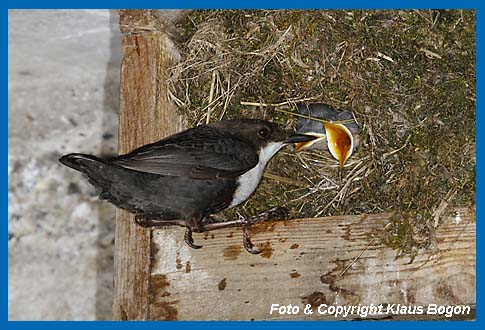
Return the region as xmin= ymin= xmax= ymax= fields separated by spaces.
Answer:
xmin=167 ymin=10 xmax=475 ymax=257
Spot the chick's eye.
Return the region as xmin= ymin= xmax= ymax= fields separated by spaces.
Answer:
xmin=259 ymin=128 xmax=270 ymax=138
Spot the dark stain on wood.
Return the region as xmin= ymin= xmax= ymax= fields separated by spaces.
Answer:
xmin=251 ymin=222 xmax=278 ymax=234
xmin=227 ymin=232 xmax=234 ymax=238
xmin=436 ymin=282 xmax=458 ymax=301
xmin=406 ymin=289 xmax=416 ymax=304
xmin=150 ymin=236 xmax=160 ymax=270
xmin=320 ymin=273 xmax=336 ymax=285
xmin=151 ymin=300 xmax=179 ymax=320
xmin=321 ymin=271 xmax=359 ymax=304
xmin=260 ymin=242 xmax=273 ymax=259
xmin=134 ymin=35 xmax=141 ymax=56
xmin=290 ymin=271 xmax=301 ymax=278
xmin=302 ymin=291 xmax=327 ymax=309
xmin=151 ymin=274 xmax=170 ymax=292
xmin=283 ymin=220 xmax=298 ymax=229
xmin=175 ymin=252 xmax=183 ymax=270
xmin=279 ymin=237 xmax=288 ymax=243
xmin=290 ymin=243 xmax=299 ymax=249
xmin=223 ymin=245 xmax=242 ymax=260
xmin=339 ymin=223 xmax=351 ymax=240
xmin=344 ymin=227 xmax=351 ymax=241
xmin=149 ymin=274 xmax=179 ymax=320
xmin=185 ymin=261 xmax=191 ymax=273
xmin=120 ymin=307 xmax=128 ymax=321
xmin=218 ymin=278 xmax=227 ymax=291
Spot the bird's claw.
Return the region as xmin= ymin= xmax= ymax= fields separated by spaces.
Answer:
xmin=242 ymin=220 xmax=261 ymax=254
xmin=243 ymin=231 xmax=261 ymax=254
xmin=184 ymin=227 xmax=203 ymax=249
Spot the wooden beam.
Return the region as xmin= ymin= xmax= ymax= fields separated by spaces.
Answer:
xmin=149 ymin=206 xmax=475 ymax=320
xmin=113 ymin=10 xmax=185 ymax=320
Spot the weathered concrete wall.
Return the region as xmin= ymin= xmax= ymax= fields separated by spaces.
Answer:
xmin=8 ymin=9 xmax=121 ymax=320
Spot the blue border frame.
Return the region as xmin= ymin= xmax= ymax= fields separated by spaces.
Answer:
xmin=2 ymin=1 xmax=480 ymax=9
xmin=5 ymin=0 xmax=480 ymax=328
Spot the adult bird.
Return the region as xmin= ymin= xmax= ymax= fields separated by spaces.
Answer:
xmin=60 ymin=119 xmax=316 ymax=254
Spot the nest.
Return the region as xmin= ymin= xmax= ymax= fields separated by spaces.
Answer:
xmin=167 ymin=10 xmax=476 ymax=256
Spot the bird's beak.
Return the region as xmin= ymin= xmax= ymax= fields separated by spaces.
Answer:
xmin=291 ymin=123 xmax=355 ymax=169
xmin=285 ymin=133 xmax=318 ymax=144
xmin=323 ymin=122 xmax=354 ymax=169
xmin=293 ymin=132 xmax=326 ymax=152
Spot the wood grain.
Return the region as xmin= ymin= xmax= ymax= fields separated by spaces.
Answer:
xmin=113 ymin=10 xmax=185 ymax=320
xmin=149 ymin=206 xmax=475 ymax=320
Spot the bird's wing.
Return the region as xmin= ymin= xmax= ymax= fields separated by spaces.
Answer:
xmin=111 ymin=126 xmax=259 ymax=179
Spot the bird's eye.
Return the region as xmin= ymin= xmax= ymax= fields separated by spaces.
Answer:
xmin=259 ymin=128 xmax=270 ymax=138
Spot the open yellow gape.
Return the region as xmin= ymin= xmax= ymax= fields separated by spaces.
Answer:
xmin=294 ymin=122 xmax=354 ymax=169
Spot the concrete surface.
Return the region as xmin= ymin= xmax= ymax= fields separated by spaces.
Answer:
xmin=8 ymin=10 xmax=121 ymax=320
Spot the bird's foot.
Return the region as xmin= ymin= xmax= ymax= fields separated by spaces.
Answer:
xmin=190 ymin=207 xmax=287 ymax=254
xmin=240 ymin=207 xmax=287 ymax=254
xmin=134 ymin=215 xmax=162 ymax=227
xmin=135 ymin=208 xmax=287 ymax=252
xmin=184 ymin=227 xmax=203 ymax=249
xmin=134 ymin=215 xmax=185 ymax=228
xmin=242 ymin=219 xmax=260 ymax=254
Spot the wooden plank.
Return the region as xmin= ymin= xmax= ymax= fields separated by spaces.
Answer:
xmin=149 ymin=206 xmax=475 ymax=320
xmin=113 ymin=10 xmax=185 ymax=320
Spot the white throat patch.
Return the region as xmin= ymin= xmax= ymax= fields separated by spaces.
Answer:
xmin=229 ymin=142 xmax=285 ymax=208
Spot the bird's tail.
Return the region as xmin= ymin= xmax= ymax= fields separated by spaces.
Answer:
xmin=59 ymin=153 xmax=121 ymax=191
xmin=59 ymin=153 xmax=160 ymax=213
xmin=59 ymin=153 xmax=105 ymax=172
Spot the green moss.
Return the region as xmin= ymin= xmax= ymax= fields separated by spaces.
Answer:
xmin=170 ymin=10 xmax=476 ymax=258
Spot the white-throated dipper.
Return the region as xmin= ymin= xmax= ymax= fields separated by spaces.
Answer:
xmin=59 ymin=119 xmax=316 ymax=254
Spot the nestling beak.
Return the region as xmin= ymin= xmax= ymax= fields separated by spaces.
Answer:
xmin=284 ymin=133 xmax=318 ymax=144
xmin=293 ymin=132 xmax=326 ymax=152
xmin=323 ymin=122 xmax=354 ymax=169
xmin=293 ymin=122 xmax=355 ymax=169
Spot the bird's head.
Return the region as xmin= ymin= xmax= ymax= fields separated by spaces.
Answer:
xmin=208 ymin=119 xmax=316 ymax=163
